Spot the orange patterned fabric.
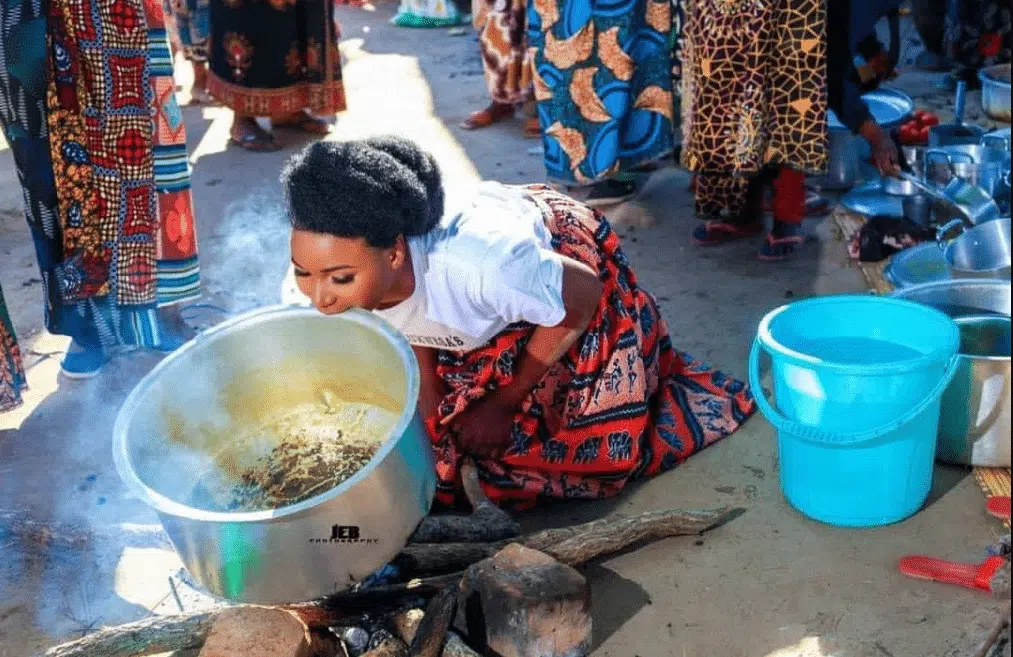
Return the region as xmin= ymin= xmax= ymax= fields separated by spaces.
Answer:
xmin=473 ymin=0 xmax=533 ymax=106
xmin=427 ymin=186 xmax=755 ymax=509
xmin=1 ymin=287 xmax=26 ymax=412
xmin=681 ymin=0 xmax=828 ymax=176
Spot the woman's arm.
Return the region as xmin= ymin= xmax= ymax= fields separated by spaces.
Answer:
xmin=412 ymin=345 xmax=445 ymax=420
xmin=497 ymin=257 xmax=603 ymax=406
xmin=451 ymin=256 xmax=603 ymax=456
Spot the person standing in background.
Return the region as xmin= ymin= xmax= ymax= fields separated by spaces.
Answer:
xmin=681 ymin=0 xmax=828 ymax=261
xmin=460 ymin=0 xmax=539 ymax=138
xmin=207 ymin=0 xmax=347 ymax=151
xmin=164 ymin=0 xmax=213 ymax=104
xmin=1 ymin=290 xmax=26 ymax=412
xmin=0 ymin=0 xmax=201 ymax=379
xmin=527 ymin=0 xmax=677 ymax=206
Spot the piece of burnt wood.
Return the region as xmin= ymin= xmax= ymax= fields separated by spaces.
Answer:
xmin=407 ymin=586 xmax=458 ymax=657
xmin=198 ymin=607 xmax=312 ymax=657
xmin=395 ymin=507 xmax=740 ymax=577
xmin=458 ymin=544 xmax=591 ymax=657
xmin=36 ymin=612 xmax=216 ymax=657
xmin=410 ymin=462 xmax=520 ymax=544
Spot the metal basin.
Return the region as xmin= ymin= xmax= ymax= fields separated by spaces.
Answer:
xmin=892 ymin=280 xmax=1011 ymax=467
xmin=979 ymin=64 xmax=1012 ymax=123
xmin=937 ymin=217 xmax=1012 ymax=280
xmin=113 ymin=306 xmax=437 ymax=603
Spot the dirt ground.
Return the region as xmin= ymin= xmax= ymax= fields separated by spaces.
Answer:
xmin=1 ymin=5 xmax=1009 ymax=657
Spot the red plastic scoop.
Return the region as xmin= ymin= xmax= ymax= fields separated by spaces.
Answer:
xmin=899 ymin=555 xmax=1009 ymax=595
xmin=986 ymin=496 xmax=1011 ymax=521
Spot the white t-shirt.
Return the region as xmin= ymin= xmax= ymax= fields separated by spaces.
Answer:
xmin=373 ymin=182 xmax=566 ymax=351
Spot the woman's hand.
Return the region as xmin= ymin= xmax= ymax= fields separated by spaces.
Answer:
xmin=860 ymin=119 xmax=901 ymax=177
xmin=452 ymin=395 xmax=517 ymax=458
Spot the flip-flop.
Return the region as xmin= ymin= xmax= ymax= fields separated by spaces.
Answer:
xmin=691 ymin=221 xmax=763 ymax=246
xmin=758 ymin=232 xmax=806 ymax=262
xmin=460 ymin=105 xmax=513 ymax=130
xmin=987 ymin=496 xmax=1011 ymax=521
xmin=230 ymin=130 xmax=281 ymax=152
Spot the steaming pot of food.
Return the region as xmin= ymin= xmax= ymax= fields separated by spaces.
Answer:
xmin=112 ymin=306 xmax=436 ymax=604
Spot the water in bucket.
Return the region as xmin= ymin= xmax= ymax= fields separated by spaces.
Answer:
xmin=750 ymin=296 xmax=960 ymax=528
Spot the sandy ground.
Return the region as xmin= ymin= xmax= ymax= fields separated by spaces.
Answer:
xmin=1 ymin=5 xmax=1010 ymax=657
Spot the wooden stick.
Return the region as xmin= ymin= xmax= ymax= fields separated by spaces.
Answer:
xmin=407 ymin=586 xmax=458 ymax=657
xmin=409 ymin=462 xmax=520 ymax=544
xmin=396 ymin=507 xmax=740 ymax=577
xmin=971 ymin=602 xmax=1012 ymax=657
xmin=36 ymin=612 xmax=215 ymax=657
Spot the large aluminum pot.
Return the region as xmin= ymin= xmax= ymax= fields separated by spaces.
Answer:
xmin=936 ymin=217 xmax=1012 ymax=280
xmin=979 ymin=64 xmax=1012 ymax=123
xmin=113 ymin=306 xmax=437 ymax=604
xmin=892 ymin=280 xmax=1011 ymax=467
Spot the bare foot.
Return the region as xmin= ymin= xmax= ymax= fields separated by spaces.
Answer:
xmin=274 ymin=110 xmax=332 ymax=135
xmin=230 ymin=116 xmax=280 ymax=152
xmin=460 ymin=102 xmax=514 ymax=130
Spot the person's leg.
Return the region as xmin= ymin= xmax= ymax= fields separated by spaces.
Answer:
xmin=691 ymin=174 xmax=764 ymax=245
xmin=461 ymin=0 xmax=519 ymax=129
xmin=759 ymin=166 xmax=807 ymax=261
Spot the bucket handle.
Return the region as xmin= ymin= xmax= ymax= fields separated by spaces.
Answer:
xmin=748 ymin=339 xmax=960 ymax=446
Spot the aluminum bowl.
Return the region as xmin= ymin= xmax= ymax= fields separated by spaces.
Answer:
xmin=979 ymin=64 xmax=1012 ymax=123
xmin=113 ymin=306 xmax=437 ymax=603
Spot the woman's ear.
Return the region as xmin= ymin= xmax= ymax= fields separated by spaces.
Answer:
xmin=389 ymin=235 xmax=408 ymax=269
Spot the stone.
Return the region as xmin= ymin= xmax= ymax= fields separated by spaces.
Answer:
xmin=457 ymin=543 xmax=592 ymax=657
xmin=198 ymin=606 xmax=312 ymax=657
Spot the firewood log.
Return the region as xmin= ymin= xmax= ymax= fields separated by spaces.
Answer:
xmin=409 ymin=462 xmax=520 ymax=544
xmin=34 ymin=506 xmax=741 ymax=657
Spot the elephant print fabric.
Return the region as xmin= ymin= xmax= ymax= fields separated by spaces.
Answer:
xmin=528 ymin=0 xmax=676 ymax=185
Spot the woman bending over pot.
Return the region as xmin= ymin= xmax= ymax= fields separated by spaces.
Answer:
xmin=282 ymin=137 xmax=754 ymax=509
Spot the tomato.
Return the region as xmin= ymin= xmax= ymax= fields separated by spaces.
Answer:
xmin=918 ymin=126 xmax=931 ymax=144
xmin=898 ymin=125 xmax=916 ymax=144
xmin=913 ymin=109 xmax=927 ymax=122
xmin=921 ymin=113 xmax=940 ymax=127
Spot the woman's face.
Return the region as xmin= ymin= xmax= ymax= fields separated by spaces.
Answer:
xmin=290 ymin=229 xmax=410 ymax=315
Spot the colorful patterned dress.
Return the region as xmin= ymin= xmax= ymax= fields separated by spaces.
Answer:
xmin=473 ymin=0 xmax=534 ymax=106
xmin=527 ymin=0 xmax=676 ymax=185
xmin=0 ymin=288 xmax=26 ymax=412
xmin=0 ymin=0 xmax=200 ymax=353
xmin=428 ymin=186 xmax=755 ymax=509
xmin=164 ymin=0 xmax=210 ymax=63
xmin=207 ymin=0 xmax=346 ymax=118
xmin=680 ymin=0 xmax=828 ymax=218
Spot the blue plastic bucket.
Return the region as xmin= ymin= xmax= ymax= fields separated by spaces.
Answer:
xmin=749 ymin=296 xmax=960 ymax=528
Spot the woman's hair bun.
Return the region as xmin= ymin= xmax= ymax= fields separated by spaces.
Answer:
xmin=281 ymin=136 xmax=445 ymax=247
